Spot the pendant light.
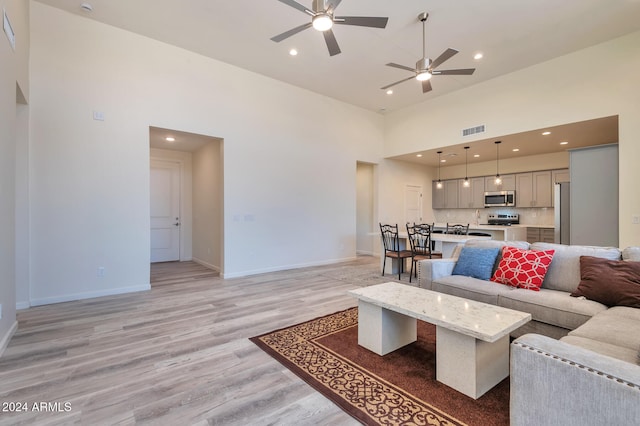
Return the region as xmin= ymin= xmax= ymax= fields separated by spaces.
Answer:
xmin=494 ymin=140 xmax=502 ymax=185
xmin=463 ymin=146 xmax=470 ymax=187
xmin=436 ymin=151 xmax=443 ymax=189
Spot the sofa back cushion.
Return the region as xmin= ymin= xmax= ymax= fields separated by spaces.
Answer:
xmin=530 ymin=242 xmax=622 ymax=292
xmin=623 ymin=246 xmax=640 ymax=262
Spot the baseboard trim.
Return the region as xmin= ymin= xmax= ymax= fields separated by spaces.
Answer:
xmin=15 ymin=301 xmax=30 ymax=310
xmin=222 ymin=256 xmax=358 ymax=279
xmin=0 ymin=320 xmax=18 ymax=357
xmin=29 ymin=284 xmax=151 ymax=307
xmin=192 ymin=257 xmax=220 ymax=272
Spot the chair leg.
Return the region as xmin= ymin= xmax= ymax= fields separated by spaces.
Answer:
xmin=381 ymin=255 xmax=386 ymax=276
xmin=409 ymin=258 xmax=414 ymax=283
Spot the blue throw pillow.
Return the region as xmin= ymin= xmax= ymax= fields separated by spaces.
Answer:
xmin=452 ymin=247 xmax=501 ymax=280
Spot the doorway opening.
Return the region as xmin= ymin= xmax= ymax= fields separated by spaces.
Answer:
xmin=149 ymin=126 xmax=224 ymax=274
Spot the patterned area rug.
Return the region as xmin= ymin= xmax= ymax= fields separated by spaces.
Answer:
xmin=250 ymin=308 xmax=509 ymax=426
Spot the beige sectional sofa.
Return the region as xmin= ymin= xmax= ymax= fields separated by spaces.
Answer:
xmin=417 ymin=241 xmax=640 ymax=425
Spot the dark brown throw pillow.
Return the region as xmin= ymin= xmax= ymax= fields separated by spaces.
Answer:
xmin=571 ymin=256 xmax=640 ymax=308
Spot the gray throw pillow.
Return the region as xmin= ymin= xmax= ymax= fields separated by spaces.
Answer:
xmin=452 ymin=247 xmax=501 ymax=281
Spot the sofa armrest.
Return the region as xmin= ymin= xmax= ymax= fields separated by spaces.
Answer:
xmin=417 ymin=259 xmax=456 ymax=290
xmin=510 ymin=334 xmax=640 ymax=426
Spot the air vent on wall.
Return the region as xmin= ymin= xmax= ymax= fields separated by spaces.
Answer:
xmin=462 ymin=125 xmax=486 ymax=137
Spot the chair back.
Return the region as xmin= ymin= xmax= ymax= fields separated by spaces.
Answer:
xmin=379 ymin=223 xmax=401 ymax=253
xmin=446 ymin=223 xmax=469 ymax=235
xmin=407 ymin=223 xmax=432 ymax=256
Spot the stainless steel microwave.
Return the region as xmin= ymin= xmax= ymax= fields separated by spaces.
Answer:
xmin=484 ymin=190 xmax=516 ymax=207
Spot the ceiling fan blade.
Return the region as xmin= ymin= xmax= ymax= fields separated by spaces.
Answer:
xmin=334 ymin=16 xmax=389 ymax=28
xmin=271 ymin=22 xmax=313 ymax=42
xmin=385 ymin=63 xmax=417 ymax=73
xmin=430 ymin=48 xmax=459 ymax=70
xmin=276 ymin=0 xmax=314 ymax=15
xmin=422 ymin=79 xmax=433 ymax=93
xmin=381 ymin=75 xmax=415 ymax=90
xmin=323 ymin=29 xmax=341 ymax=56
xmin=326 ymin=0 xmax=343 ymax=14
xmin=432 ymin=68 xmax=476 ymax=75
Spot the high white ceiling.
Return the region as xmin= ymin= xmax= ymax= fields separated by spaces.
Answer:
xmin=35 ymin=0 xmax=640 ymax=113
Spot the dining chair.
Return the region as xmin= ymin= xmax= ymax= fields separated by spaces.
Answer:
xmin=406 ymin=223 xmax=440 ymax=283
xmin=446 ymin=223 xmax=470 ymax=235
xmin=379 ymin=223 xmax=413 ymax=280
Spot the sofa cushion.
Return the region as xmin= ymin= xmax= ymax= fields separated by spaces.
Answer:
xmin=498 ymin=288 xmax=607 ymax=330
xmin=490 ymin=246 xmax=555 ymax=291
xmin=452 ymin=247 xmax=500 ymax=280
xmin=571 ymin=256 xmax=640 ymax=308
xmin=623 ymin=246 xmax=640 ymax=262
xmin=568 ymin=307 xmax=640 ymax=351
xmin=431 ymin=275 xmax=513 ymax=305
xmin=530 ymin=243 xmax=622 ymax=293
xmin=560 ymin=335 xmax=640 ymax=364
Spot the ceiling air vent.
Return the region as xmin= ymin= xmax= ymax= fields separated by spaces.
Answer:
xmin=462 ymin=125 xmax=486 ymax=137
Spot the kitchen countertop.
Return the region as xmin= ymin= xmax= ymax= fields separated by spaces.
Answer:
xmin=433 ymin=223 xmax=554 ymax=231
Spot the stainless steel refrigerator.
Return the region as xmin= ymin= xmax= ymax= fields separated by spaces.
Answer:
xmin=554 ymin=183 xmax=570 ymax=244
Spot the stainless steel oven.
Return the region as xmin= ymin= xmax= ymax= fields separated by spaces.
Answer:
xmin=484 ymin=190 xmax=515 ymax=207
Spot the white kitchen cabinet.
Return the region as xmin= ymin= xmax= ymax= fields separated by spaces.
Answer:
xmin=552 ymin=168 xmax=570 ymax=183
xmin=432 ymin=181 xmax=445 ymax=208
xmin=458 ymin=177 xmax=485 ymax=209
xmin=444 ymin=179 xmax=459 ymax=209
xmin=484 ymin=174 xmax=515 ymax=192
xmin=516 ymin=171 xmax=552 ymax=207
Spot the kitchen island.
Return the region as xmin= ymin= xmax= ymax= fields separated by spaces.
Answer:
xmin=433 ymin=224 xmax=528 ymax=242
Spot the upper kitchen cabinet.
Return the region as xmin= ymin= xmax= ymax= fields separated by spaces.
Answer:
xmin=432 ymin=181 xmax=445 ymax=208
xmin=432 ymin=180 xmax=459 ymax=209
xmin=552 ymin=168 xmax=570 ymax=183
xmin=458 ymin=177 xmax=485 ymax=209
xmin=516 ymin=171 xmax=552 ymax=207
xmin=485 ymin=174 xmax=515 ymax=192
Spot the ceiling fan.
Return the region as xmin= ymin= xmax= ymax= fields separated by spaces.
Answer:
xmin=271 ymin=0 xmax=389 ymax=56
xmin=381 ymin=12 xmax=475 ymax=94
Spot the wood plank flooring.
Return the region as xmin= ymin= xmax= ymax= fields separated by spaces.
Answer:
xmin=0 ymin=257 xmax=407 ymax=425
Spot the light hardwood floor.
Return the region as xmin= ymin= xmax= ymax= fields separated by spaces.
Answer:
xmin=0 ymin=257 xmax=407 ymax=425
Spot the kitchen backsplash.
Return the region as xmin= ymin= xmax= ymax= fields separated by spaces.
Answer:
xmin=433 ymin=208 xmax=555 ymax=227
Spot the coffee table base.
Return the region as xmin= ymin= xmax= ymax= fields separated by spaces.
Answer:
xmin=436 ymin=326 xmax=510 ymax=399
xmin=357 ymin=301 xmax=417 ymax=356
xmin=357 ymin=300 xmax=510 ymax=399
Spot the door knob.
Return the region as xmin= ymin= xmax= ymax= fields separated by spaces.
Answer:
xmin=174 ymin=222 xmax=180 ymax=226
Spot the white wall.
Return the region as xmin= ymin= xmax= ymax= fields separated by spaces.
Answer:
xmin=192 ymin=141 xmax=223 ymax=270
xmin=377 ymin=159 xmax=435 ymax=227
xmin=28 ymin=1 xmax=384 ymax=304
xmin=0 ymin=0 xmax=29 ymax=352
xmin=385 ymin=31 xmax=640 ymax=248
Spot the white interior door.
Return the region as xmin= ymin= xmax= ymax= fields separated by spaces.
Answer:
xmin=150 ymin=161 xmax=181 ymax=262
xmin=405 ymin=185 xmax=423 ymax=224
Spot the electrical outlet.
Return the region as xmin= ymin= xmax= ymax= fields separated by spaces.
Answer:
xmin=633 ymin=215 xmax=640 ymax=225
xmin=97 ymin=267 xmax=105 ymax=277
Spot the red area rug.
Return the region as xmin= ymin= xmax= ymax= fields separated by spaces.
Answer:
xmin=250 ymin=307 xmax=509 ymax=425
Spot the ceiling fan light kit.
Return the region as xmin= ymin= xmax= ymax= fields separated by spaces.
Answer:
xmin=271 ymin=0 xmax=389 ymax=56
xmin=381 ymin=12 xmax=476 ymax=94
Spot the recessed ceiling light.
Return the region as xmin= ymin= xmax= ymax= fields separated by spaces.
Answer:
xmin=386 ymin=89 xmax=393 ymax=95
xmin=416 ymin=154 xmax=423 ymax=157
xmin=289 ymin=48 xmax=298 ymax=56
xmin=165 ymin=137 xmax=175 ymax=142
xmin=441 ymin=159 xmax=446 ymax=163
xmin=560 ymin=141 xmax=569 ymax=145
xmin=473 ymin=154 xmax=480 ymax=158
xmin=473 ymin=52 xmax=483 ymax=60
xmin=512 ymin=148 xmax=520 ymax=152
xmin=542 ymin=131 xmax=551 ymax=136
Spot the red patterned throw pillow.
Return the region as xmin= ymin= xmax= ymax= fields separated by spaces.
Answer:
xmin=490 ymin=246 xmax=555 ymax=291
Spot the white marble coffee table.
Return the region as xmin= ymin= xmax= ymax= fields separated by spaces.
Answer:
xmin=348 ymin=282 xmax=531 ymax=399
